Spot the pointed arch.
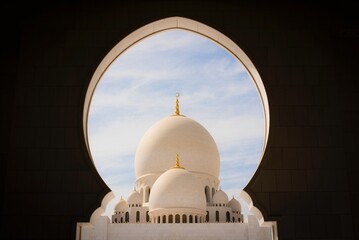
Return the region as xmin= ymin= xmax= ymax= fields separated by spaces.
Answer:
xmin=82 ymin=16 xmax=274 ymax=237
xmin=182 ymin=214 xmax=187 ymax=223
xmin=169 ymin=215 xmax=173 ymax=223
xmin=83 ymin=16 xmax=270 ymax=173
xmin=226 ymin=211 xmax=230 ymax=222
xmin=205 ymin=186 xmax=211 ymax=202
xmin=136 ymin=211 xmax=140 ymax=222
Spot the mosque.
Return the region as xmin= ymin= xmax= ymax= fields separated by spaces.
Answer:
xmin=78 ymin=95 xmax=273 ymax=240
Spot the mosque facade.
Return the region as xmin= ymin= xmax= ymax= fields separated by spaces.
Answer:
xmin=77 ymin=96 xmax=273 ymax=240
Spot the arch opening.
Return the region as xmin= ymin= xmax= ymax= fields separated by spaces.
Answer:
xmin=169 ymin=215 xmax=173 ymax=223
xmin=81 ymin=16 xmax=276 ymax=239
xmin=205 ymin=186 xmax=210 ymax=202
xmin=85 ymin=17 xmax=269 ymax=216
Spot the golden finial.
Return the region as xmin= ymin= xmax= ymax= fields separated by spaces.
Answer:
xmin=175 ymin=153 xmax=180 ymax=167
xmin=175 ymin=92 xmax=180 ymax=115
xmin=173 ymin=153 xmax=184 ymax=169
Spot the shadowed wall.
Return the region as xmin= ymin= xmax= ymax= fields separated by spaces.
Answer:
xmin=1 ymin=2 xmax=358 ymax=239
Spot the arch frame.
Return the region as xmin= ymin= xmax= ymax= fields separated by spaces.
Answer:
xmin=82 ymin=15 xmax=275 ymax=237
xmin=83 ymin=16 xmax=270 ymax=167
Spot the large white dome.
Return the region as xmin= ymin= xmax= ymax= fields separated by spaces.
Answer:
xmin=149 ymin=167 xmax=206 ymax=211
xmin=135 ymin=115 xmax=220 ymax=179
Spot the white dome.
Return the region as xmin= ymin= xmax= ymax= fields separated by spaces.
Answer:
xmin=149 ymin=167 xmax=206 ymax=211
xmin=213 ymin=189 xmax=229 ymax=205
xmin=135 ymin=115 xmax=220 ymax=179
xmin=114 ymin=198 xmax=127 ymax=212
xmin=127 ymin=190 xmax=142 ymax=204
xmin=228 ymin=197 xmax=241 ymax=212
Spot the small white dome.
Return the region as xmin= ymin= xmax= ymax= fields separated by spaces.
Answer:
xmin=228 ymin=197 xmax=241 ymax=212
xmin=135 ymin=115 xmax=220 ymax=179
xmin=127 ymin=190 xmax=142 ymax=204
xmin=213 ymin=189 xmax=229 ymax=205
xmin=114 ymin=198 xmax=127 ymax=212
xmin=149 ymin=167 xmax=206 ymax=211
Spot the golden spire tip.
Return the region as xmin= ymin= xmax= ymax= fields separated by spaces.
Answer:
xmin=173 ymin=153 xmax=184 ymax=169
xmin=175 ymin=153 xmax=180 ymax=167
xmin=175 ymin=92 xmax=180 ymax=115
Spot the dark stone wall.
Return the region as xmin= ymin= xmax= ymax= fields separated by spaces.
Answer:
xmin=1 ymin=2 xmax=358 ymax=239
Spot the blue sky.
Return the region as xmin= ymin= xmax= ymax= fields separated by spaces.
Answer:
xmin=88 ymin=29 xmax=265 ymax=216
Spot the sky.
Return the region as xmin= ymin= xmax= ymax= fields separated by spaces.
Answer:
xmin=87 ymin=29 xmax=265 ymax=216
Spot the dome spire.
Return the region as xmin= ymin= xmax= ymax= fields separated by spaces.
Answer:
xmin=173 ymin=153 xmax=184 ymax=169
xmin=175 ymin=92 xmax=180 ymax=115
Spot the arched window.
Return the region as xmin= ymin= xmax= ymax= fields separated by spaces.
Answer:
xmin=182 ymin=214 xmax=187 ymax=223
xmin=206 ymin=211 xmax=209 ymax=222
xmin=233 ymin=217 xmax=235 ymax=222
xmin=195 ymin=216 xmax=198 ymax=223
xmin=226 ymin=211 xmax=230 ymax=222
xmin=115 ymin=218 xmax=117 ymax=223
xmin=140 ymin=188 xmax=144 ymax=202
xmin=175 ymin=214 xmax=180 ymax=223
xmin=219 ymin=203 xmax=222 ymax=207
xmin=238 ymin=218 xmax=241 ymax=223
xmin=189 ymin=215 xmax=193 ymax=223
xmin=146 ymin=211 xmax=149 ymax=222
xmin=136 ymin=211 xmax=140 ymax=222
xmin=144 ymin=186 xmax=150 ymax=202
xmin=120 ymin=217 xmax=123 ymax=223
xmin=169 ymin=215 xmax=173 ymax=223
xmin=157 ymin=216 xmax=160 ymax=223
xmin=205 ymin=186 xmax=210 ymax=202
xmin=215 ymin=211 xmax=219 ymax=222
xmin=162 ymin=215 xmax=166 ymax=223
xmin=125 ymin=212 xmax=129 ymax=222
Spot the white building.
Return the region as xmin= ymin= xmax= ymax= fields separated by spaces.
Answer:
xmin=77 ymin=96 xmax=274 ymax=240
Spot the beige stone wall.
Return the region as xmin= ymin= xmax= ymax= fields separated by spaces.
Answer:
xmin=80 ymin=215 xmax=272 ymax=240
